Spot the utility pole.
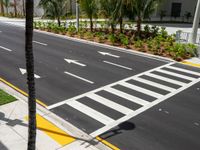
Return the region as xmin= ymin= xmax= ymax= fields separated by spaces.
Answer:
xmin=189 ymin=0 xmax=200 ymax=43
xmin=76 ymin=0 xmax=80 ymax=32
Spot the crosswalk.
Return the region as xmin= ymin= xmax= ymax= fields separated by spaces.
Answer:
xmin=48 ymin=62 xmax=200 ymax=137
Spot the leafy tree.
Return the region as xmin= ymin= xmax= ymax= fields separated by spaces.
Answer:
xmin=80 ymin=0 xmax=98 ymax=31
xmin=39 ymin=0 xmax=68 ymax=26
xmin=25 ymin=0 xmax=37 ymax=149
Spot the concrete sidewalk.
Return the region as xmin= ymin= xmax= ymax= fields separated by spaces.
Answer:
xmin=0 ymin=80 xmax=110 ymax=150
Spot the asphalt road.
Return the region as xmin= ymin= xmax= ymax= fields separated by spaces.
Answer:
xmin=0 ymin=22 xmax=200 ymax=150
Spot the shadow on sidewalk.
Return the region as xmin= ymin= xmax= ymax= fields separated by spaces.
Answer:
xmin=0 ymin=141 xmax=8 ymax=150
xmin=0 ymin=111 xmax=136 ymax=148
xmin=0 ymin=111 xmax=27 ymax=127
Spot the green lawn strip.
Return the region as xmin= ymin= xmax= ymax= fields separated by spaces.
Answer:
xmin=0 ymin=89 xmax=16 ymax=106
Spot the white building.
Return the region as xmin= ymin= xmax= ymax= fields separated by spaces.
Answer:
xmin=1 ymin=0 xmax=198 ymax=21
xmin=155 ymin=0 xmax=198 ymax=21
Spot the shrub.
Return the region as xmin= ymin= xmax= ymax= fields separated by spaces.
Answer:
xmin=151 ymin=25 xmax=160 ymax=37
xmin=119 ymin=34 xmax=129 ymax=47
xmin=67 ymin=22 xmax=76 ymax=36
xmin=185 ymin=43 xmax=198 ymax=57
xmin=108 ymin=34 xmax=117 ymax=45
xmin=85 ymin=32 xmax=94 ymax=40
xmin=134 ymin=40 xmax=143 ymax=48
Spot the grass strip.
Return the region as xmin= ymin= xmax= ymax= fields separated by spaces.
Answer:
xmin=0 ymin=89 xmax=16 ymax=106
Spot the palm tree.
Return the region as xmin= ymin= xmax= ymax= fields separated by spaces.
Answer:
xmin=13 ymin=0 xmax=17 ymax=17
xmin=4 ymin=0 xmax=10 ymax=15
xmin=0 ymin=0 xmax=5 ymax=16
xmin=25 ymin=0 xmax=37 ymax=149
xmin=113 ymin=0 xmax=130 ymax=33
xmin=99 ymin=0 xmax=118 ymax=33
xmin=39 ymin=0 xmax=68 ymax=26
xmin=22 ymin=0 xmax=25 ymax=17
xmin=130 ymin=0 xmax=162 ymax=35
xmin=80 ymin=0 xmax=98 ymax=31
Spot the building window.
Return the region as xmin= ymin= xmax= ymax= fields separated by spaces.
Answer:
xmin=171 ymin=3 xmax=182 ymax=18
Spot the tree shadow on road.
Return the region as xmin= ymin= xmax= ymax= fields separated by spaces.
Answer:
xmin=99 ymin=121 xmax=136 ymax=140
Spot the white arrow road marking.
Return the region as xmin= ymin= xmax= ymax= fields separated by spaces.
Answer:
xmin=33 ymin=41 xmax=47 ymax=46
xmin=64 ymin=71 xmax=94 ymax=84
xmin=98 ymin=51 xmax=120 ymax=58
xmin=103 ymin=61 xmax=132 ymax=70
xmin=64 ymin=59 xmax=86 ymax=67
xmin=0 ymin=46 xmax=12 ymax=52
xmin=19 ymin=68 xmax=41 ymax=79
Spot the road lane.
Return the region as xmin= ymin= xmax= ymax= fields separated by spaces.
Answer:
xmin=1 ymin=21 xmax=200 ymax=150
xmin=0 ymin=22 xmax=168 ymax=106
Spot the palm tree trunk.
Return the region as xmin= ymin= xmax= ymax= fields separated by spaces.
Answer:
xmin=111 ymin=24 xmax=115 ymax=34
xmin=119 ymin=17 xmax=123 ymax=33
xmin=0 ymin=0 xmax=5 ymax=16
xmin=14 ymin=0 xmax=17 ymax=17
xmin=90 ymin=16 xmax=93 ymax=31
xmin=25 ymin=0 xmax=37 ymax=150
xmin=70 ymin=0 xmax=72 ymax=14
xmin=57 ymin=17 xmax=61 ymax=26
xmin=136 ymin=16 xmax=142 ymax=36
xmin=22 ymin=0 xmax=25 ymax=17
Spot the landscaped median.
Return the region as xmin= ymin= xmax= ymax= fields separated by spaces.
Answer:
xmin=0 ymin=89 xmax=16 ymax=106
xmin=34 ymin=21 xmax=199 ymax=61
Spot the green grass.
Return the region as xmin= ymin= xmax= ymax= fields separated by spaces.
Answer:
xmin=0 ymin=89 xmax=16 ymax=106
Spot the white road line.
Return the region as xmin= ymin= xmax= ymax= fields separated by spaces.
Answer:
xmin=103 ymin=61 xmax=132 ymax=70
xmin=0 ymin=46 xmax=12 ymax=52
xmin=19 ymin=68 xmax=41 ymax=79
xmin=119 ymin=82 xmax=163 ymax=98
xmin=47 ymin=62 xmax=174 ymax=110
xmin=158 ymin=69 xmax=196 ymax=81
xmin=146 ymin=72 xmax=185 ymax=86
xmin=64 ymin=71 xmax=94 ymax=84
xmin=33 ymin=41 xmax=47 ymax=46
xmin=104 ymin=87 xmax=149 ymax=106
xmin=87 ymin=93 xmax=134 ymax=115
xmin=135 ymin=77 xmax=176 ymax=92
xmin=66 ymin=100 xmax=115 ymax=125
xmin=65 ymin=59 xmax=86 ymax=67
xmin=98 ymin=51 xmax=120 ymax=58
xmin=166 ymin=66 xmax=200 ymax=76
xmin=90 ymin=77 xmax=200 ymax=137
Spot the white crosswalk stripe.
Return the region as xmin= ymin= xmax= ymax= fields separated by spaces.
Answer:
xmin=158 ymin=69 xmax=196 ymax=81
xmin=146 ymin=72 xmax=186 ymax=86
xmin=104 ymin=87 xmax=150 ymax=106
xmin=67 ymin=100 xmax=115 ymax=125
xmin=87 ymin=93 xmax=134 ymax=115
xmin=135 ymin=77 xmax=176 ymax=92
xmin=48 ymin=62 xmax=200 ymax=137
xmin=119 ymin=81 xmax=163 ymax=98
xmin=165 ymin=66 xmax=200 ymax=76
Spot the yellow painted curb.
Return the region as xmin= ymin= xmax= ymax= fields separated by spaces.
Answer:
xmin=182 ymin=61 xmax=200 ymax=68
xmin=25 ymin=114 xmax=75 ymax=146
xmin=0 ymin=77 xmax=47 ymax=107
xmin=96 ymin=136 xmax=120 ymax=150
